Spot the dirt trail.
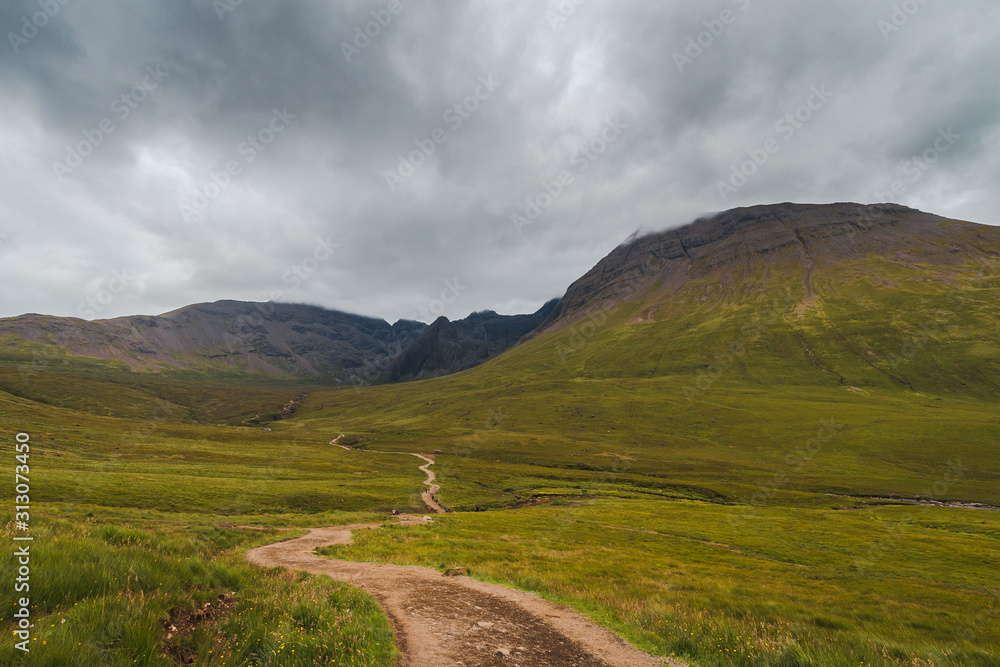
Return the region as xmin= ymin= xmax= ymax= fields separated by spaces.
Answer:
xmin=247 ymin=521 xmax=677 ymax=667
xmin=412 ymin=453 xmax=447 ymax=514
xmin=330 ymin=436 xmax=446 ymax=514
xmin=296 ymin=441 xmax=679 ymax=663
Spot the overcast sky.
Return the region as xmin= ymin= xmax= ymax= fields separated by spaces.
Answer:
xmin=1 ymin=1 xmax=998 ymax=323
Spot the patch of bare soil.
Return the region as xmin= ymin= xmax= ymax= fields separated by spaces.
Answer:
xmin=830 ymin=495 xmax=1000 ymax=511
xmin=215 ymin=523 xmax=293 ymax=532
xmin=247 ymin=524 xmax=682 ymax=667
xmin=161 ymin=593 xmax=238 ymax=664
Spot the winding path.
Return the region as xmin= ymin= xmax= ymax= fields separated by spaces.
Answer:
xmin=411 ymin=453 xmax=447 ymax=514
xmin=247 ymin=521 xmax=675 ymax=667
xmin=271 ymin=437 xmax=680 ymax=664
xmin=330 ymin=435 xmax=446 ymax=514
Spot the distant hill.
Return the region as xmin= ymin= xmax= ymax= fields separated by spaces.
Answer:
xmin=292 ymin=202 xmax=1000 ymax=508
xmin=0 ymin=297 xmax=563 ymax=386
xmin=2 ymin=202 xmax=997 ymax=398
xmin=0 ymin=301 xmax=427 ymax=381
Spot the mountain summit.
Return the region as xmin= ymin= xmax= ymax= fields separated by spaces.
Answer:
xmin=541 ymin=202 xmax=999 ymax=331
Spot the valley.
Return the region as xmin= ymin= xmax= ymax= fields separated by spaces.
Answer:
xmin=1 ymin=203 xmax=998 ymax=666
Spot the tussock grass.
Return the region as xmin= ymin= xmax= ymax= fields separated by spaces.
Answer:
xmin=0 ymin=516 xmax=396 ymax=666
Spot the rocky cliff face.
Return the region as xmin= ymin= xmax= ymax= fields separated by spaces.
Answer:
xmin=382 ymin=300 xmax=559 ymax=381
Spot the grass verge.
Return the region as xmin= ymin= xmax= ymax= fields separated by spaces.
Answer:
xmin=0 ymin=514 xmax=397 ymax=666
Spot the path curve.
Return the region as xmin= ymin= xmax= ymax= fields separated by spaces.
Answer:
xmin=411 ymin=453 xmax=447 ymax=514
xmin=330 ymin=436 xmax=446 ymax=514
xmin=247 ymin=522 xmax=676 ymax=667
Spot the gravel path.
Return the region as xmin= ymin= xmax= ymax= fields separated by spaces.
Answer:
xmin=411 ymin=453 xmax=447 ymax=514
xmin=247 ymin=521 xmax=679 ymax=667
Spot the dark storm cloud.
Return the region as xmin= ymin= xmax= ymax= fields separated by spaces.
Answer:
xmin=1 ymin=0 xmax=997 ymax=323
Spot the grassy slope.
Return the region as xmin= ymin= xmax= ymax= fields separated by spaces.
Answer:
xmin=0 ymin=335 xmax=322 ymax=423
xmin=320 ymin=500 xmax=1000 ymax=666
xmin=0 ymin=380 xmax=423 ymax=664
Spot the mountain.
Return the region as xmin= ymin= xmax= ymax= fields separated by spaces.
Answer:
xmin=381 ymin=299 xmax=559 ymax=381
xmin=540 ymin=202 xmax=999 ymax=332
xmin=526 ymin=201 xmax=1000 ymax=396
xmin=0 ymin=300 xmax=427 ymax=381
xmin=0 ymin=295 xmax=561 ymax=387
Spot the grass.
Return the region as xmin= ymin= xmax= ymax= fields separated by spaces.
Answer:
xmin=0 ymin=382 xmax=432 ymax=517
xmin=0 ymin=335 xmax=321 ymax=424
xmin=0 ymin=515 xmax=396 ymax=666
xmin=0 ymin=378 xmax=418 ymax=665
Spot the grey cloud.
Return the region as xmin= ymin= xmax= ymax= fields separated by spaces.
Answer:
xmin=0 ymin=0 xmax=997 ymax=324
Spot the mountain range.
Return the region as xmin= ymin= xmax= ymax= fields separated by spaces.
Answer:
xmin=2 ymin=202 xmax=998 ymax=395
xmin=0 ymin=294 xmax=554 ymax=385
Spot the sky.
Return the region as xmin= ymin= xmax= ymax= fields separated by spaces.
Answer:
xmin=1 ymin=0 xmax=998 ymax=324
